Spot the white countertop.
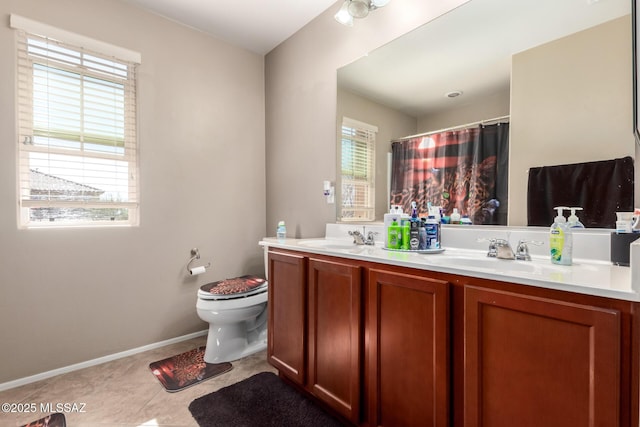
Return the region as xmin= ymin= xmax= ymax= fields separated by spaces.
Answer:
xmin=260 ymin=235 xmax=636 ymax=302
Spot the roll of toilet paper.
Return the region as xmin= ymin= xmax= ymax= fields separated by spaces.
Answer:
xmin=189 ymin=266 xmax=206 ymax=276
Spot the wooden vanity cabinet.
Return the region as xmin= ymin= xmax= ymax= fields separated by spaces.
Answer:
xmin=462 ymin=285 xmax=623 ymax=427
xmin=367 ymin=268 xmax=450 ymax=427
xmin=267 ymin=248 xmax=638 ymax=427
xmin=267 ymin=250 xmax=307 ymax=384
xmin=308 ymin=257 xmax=362 ymax=423
xmin=268 ymin=250 xmax=363 ymax=424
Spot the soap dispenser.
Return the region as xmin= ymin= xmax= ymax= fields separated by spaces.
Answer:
xmin=550 ymin=206 xmax=572 ymax=265
xmin=568 ymin=207 xmax=585 ymax=229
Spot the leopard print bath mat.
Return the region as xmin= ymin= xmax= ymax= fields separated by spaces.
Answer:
xmin=20 ymin=412 xmax=65 ymax=427
xmin=149 ymin=346 xmax=232 ymax=392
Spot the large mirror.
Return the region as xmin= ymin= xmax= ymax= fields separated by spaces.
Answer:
xmin=337 ymin=0 xmax=634 ymax=226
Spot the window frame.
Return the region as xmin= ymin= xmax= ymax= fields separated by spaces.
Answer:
xmin=339 ymin=117 xmax=377 ymax=222
xmin=12 ymin=16 xmax=140 ymax=228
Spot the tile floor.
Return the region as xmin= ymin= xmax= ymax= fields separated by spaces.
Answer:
xmin=0 ymin=335 xmax=277 ymax=427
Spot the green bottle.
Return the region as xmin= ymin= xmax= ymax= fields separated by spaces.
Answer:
xmin=387 ymin=218 xmax=401 ymax=249
xmin=401 ymin=219 xmax=410 ymax=250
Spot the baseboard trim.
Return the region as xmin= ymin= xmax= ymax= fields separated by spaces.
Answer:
xmin=0 ymin=330 xmax=207 ymax=392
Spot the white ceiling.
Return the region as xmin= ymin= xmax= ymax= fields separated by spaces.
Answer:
xmin=121 ymin=0 xmax=631 ymax=118
xmin=338 ymin=0 xmax=631 ymax=118
xmin=122 ymin=0 xmax=339 ymax=55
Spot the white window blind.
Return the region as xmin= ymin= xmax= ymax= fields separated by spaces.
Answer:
xmin=340 ymin=117 xmax=376 ymax=221
xmin=14 ymin=22 xmax=139 ymax=227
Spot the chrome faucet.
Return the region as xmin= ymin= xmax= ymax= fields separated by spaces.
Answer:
xmin=481 ymin=238 xmax=514 ymax=259
xmin=515 ymin=239 xmax=543 ymax=261
xmin=349 ymin=230 xmax=366 ymax=245
xmin=493 ymin=238 xmax=515 ymax=259
xmin=480 ymin=238 xmax=542 ymax=260
xmin=484 ymin=238 xmax=498 ymax=257
xmin=349 ymin=227 xmax=378 ymax=245
xmin=365 ymin=230 xmax=378 ymax=245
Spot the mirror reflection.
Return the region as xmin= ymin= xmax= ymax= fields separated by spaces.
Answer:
xmin=337 ymin=0 xmax=633 ymax=226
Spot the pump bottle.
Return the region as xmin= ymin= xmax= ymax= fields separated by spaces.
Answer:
xmin=549 ymin=207 xmax=572 ymax=265
xmin=568 ymin=207 xmax=585 ymax=229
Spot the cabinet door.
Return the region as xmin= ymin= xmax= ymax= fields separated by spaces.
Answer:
xmin=464 ymin=285 xmax=621 ymax=427
xmin=267 ymin=251 xmax=307 ymax=384
xmin=367 ymin=269 xmax=450 ymax=427
xmin=308 ymin=257 xmax=362 ymax=424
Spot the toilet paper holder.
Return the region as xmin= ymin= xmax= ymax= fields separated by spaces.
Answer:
xmin=187 ymin=248 xmax=211 ymax=273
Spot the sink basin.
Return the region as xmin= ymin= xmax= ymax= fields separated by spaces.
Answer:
xmin=433 ymin=255 xmax=567 ymax=275
xmin=297 ymin=239 xmax=360 ymax=250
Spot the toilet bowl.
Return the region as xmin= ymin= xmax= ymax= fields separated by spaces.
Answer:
xmin=196 ymin=275 xmax=268 ymax=364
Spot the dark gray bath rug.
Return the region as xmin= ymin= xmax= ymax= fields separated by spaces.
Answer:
xmin=188 ymin=372 xmax=344 ymax=426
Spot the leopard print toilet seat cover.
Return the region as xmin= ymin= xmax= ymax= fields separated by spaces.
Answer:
xmin=199 ymin=275 xmax=267 ymax=300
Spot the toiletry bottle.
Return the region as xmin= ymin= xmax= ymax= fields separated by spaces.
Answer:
xmin=409 ymin=220 xmax=420 ymax=250
xmin=401 ymin=218 xmax=411 ymax=250
xmin=419 ymin=218 xmax=428 ymax=249
xmin=550 ymin=207 xmax=572 ymax=265
xmin=568 ymin=207 xmax=585 ymax=229
xmin=277 ymin=221 xmax=286 ymax=243
xmin=633 ymin=208 xmax=640 ymax=232
xmin=450 ymin=208 xmax=461 ymax=224
xmin=426 ymin=215 xmax=440 ymax=249
xmin=387 ymin=218 xmax=401 ymax=249
xmin=429 ymin=205 xmax=442 ymax=223
xmin=384 ymin=206 xmax=400 ymax=248
xmin=461 ymin=215 xmax=472 ymax=225
xmin=408 ymin=201 xmax=420 ymax=250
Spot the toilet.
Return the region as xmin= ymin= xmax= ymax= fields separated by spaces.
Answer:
xmin=196 ymin=274 xmax=268 ymax=364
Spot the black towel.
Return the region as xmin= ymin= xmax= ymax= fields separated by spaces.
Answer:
xmin=527 ymin=156 xmax=634 ymax=228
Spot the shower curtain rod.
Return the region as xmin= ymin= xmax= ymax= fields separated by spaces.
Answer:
xmin=395 ymin=115 xmax=510 ymax=142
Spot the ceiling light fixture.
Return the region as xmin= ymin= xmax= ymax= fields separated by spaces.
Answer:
xmin=335 ymin=0 xmax=391 ymax=26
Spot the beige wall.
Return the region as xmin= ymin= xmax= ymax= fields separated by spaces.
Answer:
xmin=336 ymin=88 xmax=417 ymax=221
xmin=265 ymin=0 xmax=469 ymax=238
xmin=510 ymin=15 xmax=635 ymax=225
xmin=0 ymin=0 xmax=265 ymax=383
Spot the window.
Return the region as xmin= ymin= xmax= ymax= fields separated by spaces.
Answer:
xmin=340 ymin=117 xmax=376 ymax=221
xmin=12 ymin=16 xmax=140 ymax=227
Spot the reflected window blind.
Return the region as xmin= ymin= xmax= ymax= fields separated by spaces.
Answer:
xmin=340 ymin=117 xmax=376 ymax=221
xmin=15 ymin=27 xmax=139 ymax=227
